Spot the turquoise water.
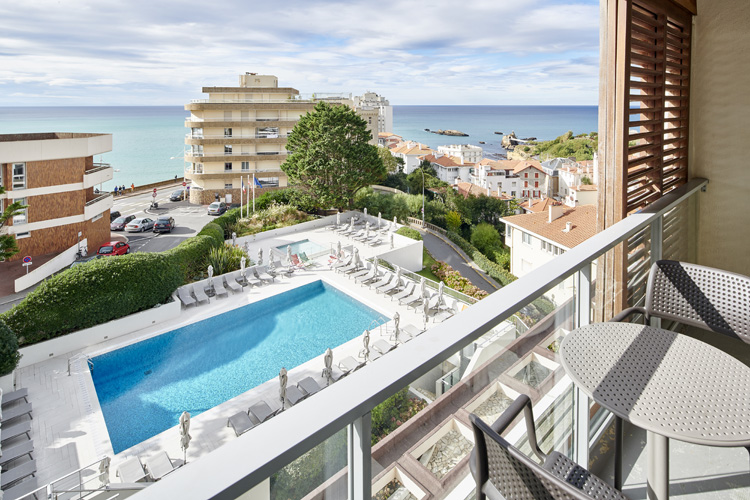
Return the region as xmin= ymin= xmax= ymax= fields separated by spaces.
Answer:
xmin=277 ymin=239 xmax=329 ymax=258
xmin=91 ymin=280 xmax=385 ymax=453
xmin=0 ymin=105 xmax=597 ymax=188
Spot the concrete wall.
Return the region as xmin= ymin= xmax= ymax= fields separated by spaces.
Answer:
xmin=689 ymin=0 xmax=750 ymax=276
xmin=14 ymin=239 xmax=85 ymax=292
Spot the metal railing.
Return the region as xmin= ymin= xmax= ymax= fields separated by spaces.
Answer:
xmin=134 ymin=178 xmax=707 ymax=500
xmin=185 ymin=151 xmax=287 ymax=158
xmin=185 ymin=134 xmax=290 ymax=139
xmin=85 ymin=193 xmax=111 ymax=206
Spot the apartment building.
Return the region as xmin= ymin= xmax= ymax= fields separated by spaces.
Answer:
xmin=389 ymin=142 xmax=434 ymax=174
xmin=420 ymin=154 xmax=472 ymax=184
xmin=471 ymin=159 xmax=546 ymax=199
xmin=184 ymin=74 xmax=376 ymax=204
xmin=378 ymin=132 xmax=402 ymax=148
xmin=436 ymin=144 xmax=483 ymax=164
xmin=558 ymin=159 xmax=598 ymax=207
xmin=0 ymin=133 xmax=113 ymax=260
xmin=352 ymin=92 xmax=393 ymax=134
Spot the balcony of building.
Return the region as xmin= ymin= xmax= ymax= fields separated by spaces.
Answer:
xmin=185 ymin=119 xmax=299 ymax=129
xmin=83 ymin=192 xmax=113 ymax=220
xmin=82 ymin=162 xmax=114 ymax=189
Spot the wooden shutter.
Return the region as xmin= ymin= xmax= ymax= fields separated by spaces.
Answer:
xmin=625 ymin=0 xmax=692 ymax=214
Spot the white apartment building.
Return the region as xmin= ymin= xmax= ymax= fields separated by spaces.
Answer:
xmin=471 ymin=159 xmax=546 ymax=200
xmin=390 ymin=142 xmax=434 ymax=174
xmin=184 ymin=74 xmax=375 ymax=204
xmin=437 ymin=144 xmax=483 ymax=164
xmin=353 ymin=91 xmax=393 ymax=134
xmin=420 ymin=154 xmax=471 ymax=184
xmin=502 ymin=204 xmax=597 ymax=304
xmin=558 ymin=157 xmax=598 ymax=207
xmin=378 ymin=133 xmax=402 ymax=148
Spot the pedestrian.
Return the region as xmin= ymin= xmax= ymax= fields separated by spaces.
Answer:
xmin=114 ymin=185 xmax=118 ymax=196
xmin=121 ymin=185 xmax=125 ymax=194
xmin=131 ymin=183 xmax=135 ymax=193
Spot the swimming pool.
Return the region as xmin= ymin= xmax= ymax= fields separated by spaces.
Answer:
xmin=92 ymin=280 xmax=386 ymax=453
xmin=277 ymin=239 xmax=329 ymax=258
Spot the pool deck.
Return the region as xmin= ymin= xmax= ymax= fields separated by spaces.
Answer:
xmin=17 ymin=225 xmax=441 ymax=487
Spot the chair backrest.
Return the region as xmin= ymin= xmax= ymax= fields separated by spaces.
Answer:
xmin=647 ymin=260 xmax=750 ymax=344
xmin=470 ymin=396 xmax=592 ymax=500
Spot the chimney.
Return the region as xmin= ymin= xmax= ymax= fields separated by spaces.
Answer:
xmin=563 ymin=221 xmax=573 ymax=233
xmin=497 ymin=186 xmax=501 ymax=197
xmin=548 ymin=205 xmax=564 ymax=223
xmin=529 ymin=198 xmax=534 ymax=208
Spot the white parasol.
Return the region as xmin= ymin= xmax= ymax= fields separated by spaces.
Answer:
xmin=423 ymin=297 xmax=431 ymax=328
xmin=361 ymin=330 xmax=370 ymax=361
xmin=286 ymin=245 xmax=293 ymax=266
xmin=322 ymin=348 xmax=334 ymax=386
xmin=390 ymin=231 xmax=395 ymax=249
xmin=437 ymin=281 xmax=445 ymax=308
xmin=279 ymin=367 xmax=289 ymax=410
xmin=232 ymin=232 xmax=237 ymax=247
xmin=257 ymin=248 xmax=263 ymax=266
xmin=378 ymin=212 xmax=382 ymax=229
xmin=98 ymin=456 xmax=111 ymax=487
xmin=364 ymin=207 xmax=367 ymax=218
xmin=393 ymin=311 xmax=400 ymax=344
xmin=179 ymin=411 xmax=192 ymax=464
xmin=336 ymin=241 xmax=342 ymax=258
xmin=207 ymin=265 xmax=214 ymax=291
xmin=336 ymin=212 xmax=341 ymax=226
xmin=240 ymin=256 xmax=247 ymax=283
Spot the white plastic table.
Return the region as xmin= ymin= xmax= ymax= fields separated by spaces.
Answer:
xmin=560 ymin=322 xmax=750 ymax=500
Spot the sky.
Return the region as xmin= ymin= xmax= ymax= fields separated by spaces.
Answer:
xmin=0 ymin=0 xmax=600 ymax=106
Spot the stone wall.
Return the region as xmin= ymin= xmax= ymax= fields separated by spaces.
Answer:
xmin=189 ymin=185 xmax=282 ymax=205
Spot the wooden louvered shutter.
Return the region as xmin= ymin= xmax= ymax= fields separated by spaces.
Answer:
xmin=625 ymin=0 xmax=692 ymax=214
xmin=595 ymin=0 xmax=695 ymax=322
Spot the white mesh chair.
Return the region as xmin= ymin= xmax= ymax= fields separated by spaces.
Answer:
xmin=470 ymin=395 xmax=629 ymax=500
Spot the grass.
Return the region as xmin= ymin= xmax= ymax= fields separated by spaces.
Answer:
xmin=416 ymin=248 xmax=441 ymax=282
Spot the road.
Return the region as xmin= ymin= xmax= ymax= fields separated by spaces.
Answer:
xmin=111 ymin=187 xmax=215 ymax=254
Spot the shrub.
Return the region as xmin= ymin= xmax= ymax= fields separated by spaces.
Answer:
xmin=445 ymin=211 xmax=462 ymax=234
xmin=0 ymin=319 xmax=21 ymax=376
xmin=371 ymin=387 xmax=427 ymax=445
xmin=165 ymin=235 xmax=216 ymax=281
xmin=197 ymin=222 xmax=225 ymax=247
xmin=1 ymin=253 xmax=182 ymax=346
xmin=431 ymin=261 xmax=488 ymax=300
xmin=395 ymin=227 xmax=422 ymax=241
xmin=446 ymin=231 xmax=517 ymax=286
xmin=471 ymin=223 xmax=501 ymax=258
xmin=206 ymin=244 xmax=247 ymax=276
xmin=212 ymin=208 xmax=242 ymax=236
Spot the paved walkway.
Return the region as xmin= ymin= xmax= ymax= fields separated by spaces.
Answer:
xmin=419 ymin=230 xmax=501 ymax=295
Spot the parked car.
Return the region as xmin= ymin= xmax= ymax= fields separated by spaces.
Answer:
xmin=170 ymin=189 xmax=185 ymax=201
xmin=110 ymin=210 xmax=121 ymax=222
xmin=153 ymin=216 xmax=176 ymax=233
xmin=110 ymin=214 xmax=136 ymax=231
xmin=97 ymin=241 xmax=130 ymax=256
xmin=208 ymin=202 xmax=228 ymax=215
xmin=125 ymin=217 xmax=154 ymax=232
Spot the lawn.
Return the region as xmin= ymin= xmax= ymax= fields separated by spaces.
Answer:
xmin=416 ymin=248 xmax=441 ymax=282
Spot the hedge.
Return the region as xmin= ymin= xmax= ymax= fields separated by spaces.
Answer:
xmin=0 ymin=319 xmax=21 ymax=375
xmin=165 ymin=235 xmax=216 ymax=281
xmin=0 ymin=253 xmax=182 ymax=346
xmin=445 ymin=231 xmax=517 ymax=286
xmin=395 ymin=227 xmax=422 ymax=241
xmin=197 ymin=222 xmax=225 ymax=247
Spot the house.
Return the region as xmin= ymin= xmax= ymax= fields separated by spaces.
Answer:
xmin=419 ymin=154 xmax=472 ymax=184
xmin=471 ymin=159 xmax=546 ymax=200
xmin=378 ymin=132 xmax=402 ymax=148
xmin=389 ymin=142 xmax=434 ymax=174
xmin=436 ymin=144 xmax=483 ymax=164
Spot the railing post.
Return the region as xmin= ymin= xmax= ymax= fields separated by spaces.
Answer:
xmin=649 ymin=217 xmax=663 ymax=329
xmin=573 ymin=266 xmax=592 ymax=466
xmin=347 ymin=413 xmax=372 ymax=500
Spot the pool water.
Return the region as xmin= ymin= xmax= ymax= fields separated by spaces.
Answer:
xmin=277 ymin=239 xmax=329 ymax=258
xmin=92 ymin=280 xmax=385 ymax=453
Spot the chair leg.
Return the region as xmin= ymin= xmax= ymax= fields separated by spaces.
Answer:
xmin=614 ymin=416 xmax=623 ymax=490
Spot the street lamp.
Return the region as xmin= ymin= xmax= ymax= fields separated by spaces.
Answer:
xmin=421 ymin=167 xmax=425 ymax=227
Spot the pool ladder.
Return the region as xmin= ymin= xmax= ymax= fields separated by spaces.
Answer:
xmin=369 ymin=316 xmax=388 ymax=337
xmin=68 ymin=353 xmax=94 ymax=376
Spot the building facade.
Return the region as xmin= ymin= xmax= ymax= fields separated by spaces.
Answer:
xmin=436 ymin=144 xmax=483 ymax=164
xmin=471 ymin=159 xmax=546 ymax=200
xmin=389 ymin=142 xmax=434 ymax=174
xmin=0 ymin=133 xmax=113 ymax=260
xmin=352 ymin=92 xmax=393 ymax=134
xmin=184 ymin=74 xmax=375 ymax=205
xmin=420 ymin=154 xmax=471 ymax=184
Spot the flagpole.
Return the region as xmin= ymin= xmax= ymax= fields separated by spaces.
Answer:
xmin=252 ymin=172 xmax=256 ymax=213
xmin=240 ymin=177 xmax=243 ymax=218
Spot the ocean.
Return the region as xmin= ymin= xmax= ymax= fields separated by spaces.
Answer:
xmin=0 ymin=105 xmax=597 ymax=189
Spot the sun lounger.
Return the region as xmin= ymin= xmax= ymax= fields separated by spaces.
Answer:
xmin=192 ymin=285 xmax=210 ymax=304
xmin=339 ymin=262 xmax=360 ymax=274
xmin=0 ymin=440 xmax=34 ymax=468
xmin=1 ymin=420 xmax=31 ymax=444
xmin=117 ymin=456 xmax=147 ymax=483
xmin=285 ymin=385 xmax=306 ymax=406
xmin=338 ymin=356 xmax=365 ymax=374
xmin=402 ymin=324 xmax=425 ymax=339
xmin=1 ymin=388 xmax=29 ymax=407
xmin=0 ymin=459 xmax=36 ymax=489
xmin=255 ymin=266 xmax=275 ymax=283
xmin=1 ymin=402 xmax=32 ymax=423
xmin=392 ymin=281 xmax=415 ymax=302
xmin=2 ymin=476 xmax=40 ymax=500
xmin=433 ymin=299 xmax=459 ymax=323
xmin=144 ymin=452 xmax=177 ymax=481
xmin=401 ymin=289 xmax=427 ymax=308
xmin=224 ymin=275 xmax=242 ymax=293
xmin=227 ymin=411 xmax=257 ymax=437
xmin=249 ymin=401 xmax=277 ymax=423
xmin=378 ymin=277 xmax=402 ymax=295
xmin=368 ymin=237 xmax=383 ymax=247
xmin=352 ymin=263 xmax=374 ymax=282
xmin=290 ymin=254 xmax=306 ymax=269
xmin=271 ymin=260 xmax=295 ymax=277
xmin=297 ymin=377 xmax=323 ymax=397
xmin=211 ymin=279 xmax=229 ymax=298
xmin=369 ymin=272 xmax=393 ymax=290
xmin=176 ymin=287 xmax=196 ymax=307
xmin=332 ymin=255 xmax=353 ymax=270
xmin=372 ymin=339 xmax=395 ymax=356
xmin=243 ymin=268 xmax=262 ymax=287
xmin=298 ymin=252 xmax=317 ymax=268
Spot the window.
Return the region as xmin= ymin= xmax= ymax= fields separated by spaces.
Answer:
xmin=241 ymin=162 xmax=250 ymax=171
xmin=535 ymin=173 xmax=539 ymax=178
xmin=191 ymin=127 xmax=203 ymax=138
xmin=12 ymin=198 xmax=27 ymax=225
xmin=92 ymin=213 xmax=103 ymax=222
xmin=522 ymin=232 xmax=531 ymax=245
xmin=511 ymin=191 xmax=516 ymax=197
xmin=224 ymin=145 xmax=232 ymax=155
xmin=524 ymin=181 xmax=528 ymax=188
xmin=195 ymin=163 xmax=204 ymax=174
xmin=541 ymin=241 xmax=547 ymax=251
xmin=191 ymin=145 xmax=203 ymax=155
xmin=224 ymin=162 xmax=232 ymax=171
xmin=524 ymin=173 xmax=528 ymax=178
xmin=535 ymin=182 xmax=539 ymax=188
xmin=259 ymin=177 xmax=279 ymax=187
xmin=12 ymin=163 xmax=25 ymax=189
xmin=512 ymin=181 xmax=517 ymax=187
xmin=15 ymin=231 xmax=30 ymax=239
xmin=224 ymin=183 xmax=233 ymax=189
xmin=0 ymin=164 xmax=3 ymax=189
xmin=224 ymin=128 xmax=232 ymax=138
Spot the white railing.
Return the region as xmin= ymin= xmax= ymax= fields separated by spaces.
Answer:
xmin=184 ymin=151 xmax=287 ymax=158
xmin=185 ymin=134 xmax=290 ymax=140
xmin=134 ymin=178 xmax=708 ymax=500
xmin=83 ymin=193 xmax=113 ymax=220
xmin=186 ymin=118 xmax=297 ymax=123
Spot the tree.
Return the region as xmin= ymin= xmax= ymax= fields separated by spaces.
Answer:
xmin=446 ymin=211 xmax=462 ymax=233
xmin=0 ymin=187 xmax=28 ymax=261
xmin=471 ymin=223 xmax=501 ymax=257
xmin=377 ymin=146 xmax=399 ymax=173
xmin=282 ymin=102 xmax=385 ymax=209
xmin=406 ymin=162 xmax=438 ymax=194
xmin=0 ymin=319 xmax=21 ymax=376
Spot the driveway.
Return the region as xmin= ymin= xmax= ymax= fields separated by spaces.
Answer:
xmin=420 ymin=230 xmax=500 ymax=295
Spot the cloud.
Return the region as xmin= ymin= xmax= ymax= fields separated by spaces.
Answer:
xmin=0 ymin=0 xmax=599 ymax=105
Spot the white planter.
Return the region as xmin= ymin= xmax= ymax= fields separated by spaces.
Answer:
xmin=465 ymin=381 xmax=521 ymax=424
xmin=372 ymin=466 xmax=426 ymax=500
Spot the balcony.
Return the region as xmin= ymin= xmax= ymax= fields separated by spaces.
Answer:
xmin=185 ymin=134 xmax=290 ymax=140
xmin=126 ymin=177 xmax=747 ymax=500
xmin=83 ymin=192 xmax=113 ymax=220
xmin=184 ymin=151 xmax=288 ymax=163
xmin=83 ymin=163 xmax=113 ymax=189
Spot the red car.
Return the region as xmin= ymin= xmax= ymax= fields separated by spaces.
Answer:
xmin=98 ymin=241 xmax=130 ymax=256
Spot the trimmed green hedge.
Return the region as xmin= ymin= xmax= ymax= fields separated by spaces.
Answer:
xmin=445 ymin=231 xmax=517 ymax=286
xmin=0 ymin=319 xmax=21 ymax=375
xmin=197 ymin=222 xmax=225 ymax=247
xmin=0 ymin=253 xmax=182 ymax=346
xmin=395 ymin=227 xmax=422 ymax=241
xmin=165 ymin=235 xmax=216 ymax=282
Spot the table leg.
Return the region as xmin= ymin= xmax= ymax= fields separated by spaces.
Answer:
xmin=614 ymin=416 xmax=623 ymax=490
xmin=647 ymin=431 xmax=669 ymax=500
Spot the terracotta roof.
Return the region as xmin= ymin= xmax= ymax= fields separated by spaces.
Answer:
xmin=421 ymin=154 xmax=460 ymax=168
xmin=478 ymin=159 xmax=544 ymax=174
xmin=520 ymin=197 xmax=562 ymax=213
xmin=573 ymin=184 xmax=598 ymax=191
xmin=378 ymin=132 xmax=402 ymax=138
xmin=455 ymin=182 xmax=513 ymax=200
xmin=502 ymin=205 xmax=597 ymax=249
xmin=391 ymin=142 xmax=433 ymax=155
